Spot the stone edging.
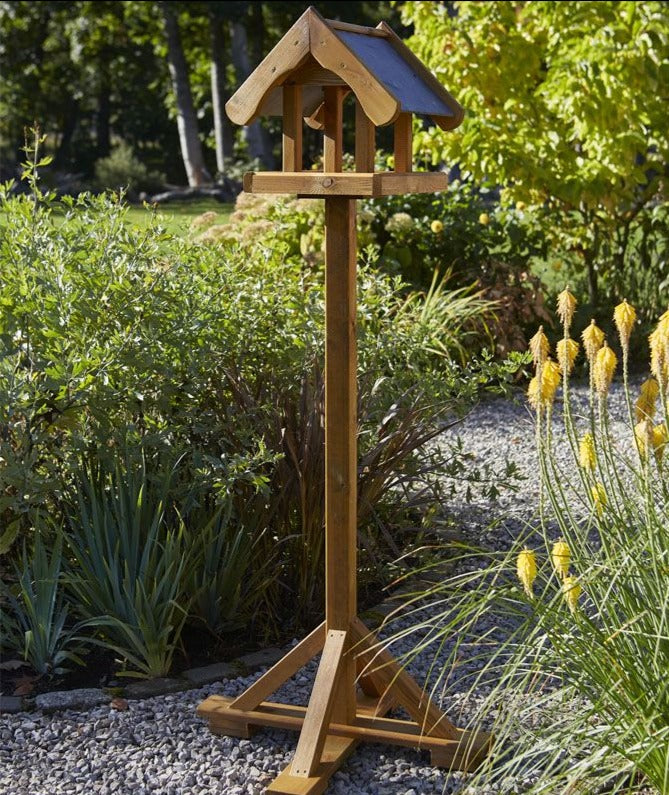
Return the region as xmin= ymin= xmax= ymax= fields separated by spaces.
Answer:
xmin=0 ymin=558 xmax=456 ymax=716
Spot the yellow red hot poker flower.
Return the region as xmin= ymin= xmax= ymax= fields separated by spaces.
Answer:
xmin=582 ymin=320 xmax=605 ymax=365
xmin=551 ymin=539 xmax=571 ymax=579
xmin=556 ymin=287 xmax=577 ymax=330
xmin=527 ymin=359 xmax=561 ymax=410
xmin=557 ymin=338 xmax=579 ymax=375
xmin=562 ymin=576 xmax=582 ymax=614
xmin=613 ymin=300 xmax=636 ymax=353
xmin=652 ymin=423 xmax=668 ymax=463
xmin=593 ymin=343 xmax=617 ymax=397
xmin=529 ymin=326 xmax=550 ymax=368
xmin=578 ymin=432 xmax=596 ymax=471
xmin=591 ymin=482 xmax=607 ymax=515
xmin=516 ymin=549 xmax=537 ymax=598
xmin=635 ymin=378 xmax=659 ymax=423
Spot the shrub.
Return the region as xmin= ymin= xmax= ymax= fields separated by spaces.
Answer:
xmin=94 ymin=141 xmax=164 ymax=197
xmin=392 ymin=291 xmax=669 ymax=794
xmin=200 ymin=182 xmax=552 ymax=354
xmin=66 ymin=459 xmax=189 ymax=678
xmin=1 ymin=143 xmax=519 ymax=664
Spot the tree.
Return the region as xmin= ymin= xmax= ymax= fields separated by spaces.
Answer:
xmin=159 ymin=1 xmax=210 ymax=186
xmin=402 ymin=1 xmax=669 ymax=304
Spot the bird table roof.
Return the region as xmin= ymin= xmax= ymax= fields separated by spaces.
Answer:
xmin=225 ymin=8 xmax=463 ymax=132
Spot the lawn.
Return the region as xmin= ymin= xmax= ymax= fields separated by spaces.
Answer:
xmin=0 ymin=198 xmax=233 ymax=237
xmin=124 ymin=199 xmax=233 ymax=235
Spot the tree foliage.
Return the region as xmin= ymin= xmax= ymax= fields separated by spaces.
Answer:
xmin=402 ymin=1 xmax=669 ymax=302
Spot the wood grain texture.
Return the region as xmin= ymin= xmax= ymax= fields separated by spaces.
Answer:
xmin=393 ymin=113 xmax=413 ymax=173
xmin=268 ymin=736 xmax=358 ymax=795
xmin=355 ymin=101 xmax=376 ymax=172
xmin=323 ymin=87 xmax=345 ymax=172
xmin=243 ymin=171 xmax=448 ymax=197
xmin=291 ymin=630 xmax=347 ymax=777
xmin=324 ymin=197 xmax=358 ymax=727
xmin=225 ymin=12 xmax=310 ymax=125
xmin=351 ymin=617 xmax=459 ymax=740
xmin=227 ymin=622 xmax=325 ymax=712
xmin=283 ymin=84 xmax=303 ymax=172
xmin=198 ymin=696 xmax=492 ymax=772
xmin=309 ymin=11 xmax=399 ymax=127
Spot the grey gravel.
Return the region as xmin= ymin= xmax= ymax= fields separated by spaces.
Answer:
xmin=0 ymin=383 xmax=640 ymax=794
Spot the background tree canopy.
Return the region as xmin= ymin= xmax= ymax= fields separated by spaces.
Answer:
xmin=0 ymin=1 xmax=403 ymax=184
xmin=401 ymin=1 xmax=669 ymax=303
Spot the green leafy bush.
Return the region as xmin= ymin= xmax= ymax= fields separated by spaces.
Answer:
xmin=199 ymin=183 xmax=551 ymax=354
xmin=1 ymin=143 xmax=518 ymax=670
xmin=94 ymin=141 xmax=165 ymax=197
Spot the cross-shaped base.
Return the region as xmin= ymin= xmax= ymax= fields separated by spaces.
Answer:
xmin=197 ymin=617 xmax=491 ymax=794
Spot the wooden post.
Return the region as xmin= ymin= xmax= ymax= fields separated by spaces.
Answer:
xmin=394 ymin=112 xmax=413 ymax=173
xmin=283 ymin=84 xmax=303 ymax=172
xmin=323 ymin=87 xmax=345 ymax=172
xmin=355 ymin=101 xmax=375 ymax=172
xmin=324 ymin=196 xmax=358 ymax=726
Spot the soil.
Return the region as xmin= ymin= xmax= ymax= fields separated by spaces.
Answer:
xmin=0 ymin=579 xmax=389 ymax=699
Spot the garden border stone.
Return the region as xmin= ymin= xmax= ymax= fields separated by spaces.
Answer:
xmin=10 ymin=561 xmax=457 ymax=715
xmin=0 ymin=695 xmax=24 ymax=714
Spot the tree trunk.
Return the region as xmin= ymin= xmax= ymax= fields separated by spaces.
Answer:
xmin=230 ymin=19 xmax=275 ymax=169
xmin=54 ymin=99 xmax=80 ymax=170
xmin=209 ymin=11 xmax=229 ymax=177
xmin=160 ymin=1 xmax=211 ymax=187
xmin=585 ymin=250 xmax=598 ymax=307
xmin=97 ymin=75 xmax=111 ymax=160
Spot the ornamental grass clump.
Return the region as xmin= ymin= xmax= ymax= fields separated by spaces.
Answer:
xmin=387 ymin=291 xmax=669 ymax=794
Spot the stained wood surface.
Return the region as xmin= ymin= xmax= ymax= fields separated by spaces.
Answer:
xmin=199 ymin=695 xmax=492 ymax=772
xmin=355 ymin=101 xmax=376 ymax=172
xmin=309 ymin=11 xmax=400 ymax=127
xmin=243 ymin=171 xmax=448 ymax=197
xmin=225 ymin=13 xmax=309 ymax=125
xmin=268 ymin=736 xmax=358 ymax=795
xmin=225 ymin=7 xmax=464 ymax=131
xmin=227 ymin=622 xmax=325 ymax=712
xmin=282 ymin=84 xmax=303 ymax=172
xmin=323 ymin=87 xmax=345 ymax=172
xmin=324 ymin=197 xmax=358 ymax=725
xmin=291 ymin=630 xmax=347 ymax=777
xmin=351 ymin=617 xmax=459 ymax=740
xmin=394 ymin=113 xmax=413 ymax=173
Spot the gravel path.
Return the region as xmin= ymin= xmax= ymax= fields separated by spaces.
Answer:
xmin=0 ymin=383 xmax=633 ymax=795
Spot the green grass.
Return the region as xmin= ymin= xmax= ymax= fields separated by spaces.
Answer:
xmin=0 ymin=199 xmax=233 ymax=237
xmin=125 ymin=199 xmax=233 ymax=236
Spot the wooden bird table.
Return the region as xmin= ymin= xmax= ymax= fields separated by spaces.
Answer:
xmin=197 ymin=10 xmax=491 ymax=793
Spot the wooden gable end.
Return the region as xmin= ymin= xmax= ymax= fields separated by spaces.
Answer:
xmin=225 ymin=7 xmax=463 ymax=132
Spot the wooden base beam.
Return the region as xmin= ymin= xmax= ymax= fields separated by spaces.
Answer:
xmin=198 ymin=695 xmax=491 ymax=771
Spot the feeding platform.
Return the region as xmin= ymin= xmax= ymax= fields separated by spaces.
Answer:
xmin=197 ymin=7 xmax=491 ymax=794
